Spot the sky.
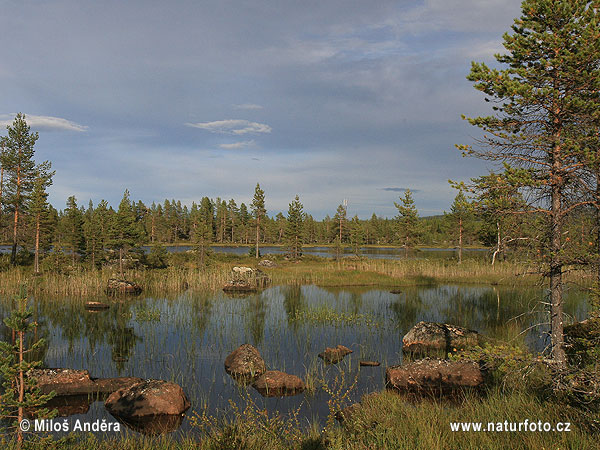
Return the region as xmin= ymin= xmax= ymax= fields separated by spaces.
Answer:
xmin=0 ymin=0 xmax=524 ymax=219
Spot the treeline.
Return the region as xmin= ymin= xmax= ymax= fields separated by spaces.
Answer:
xmin=0 ymin=113 xmax=597 ymax=272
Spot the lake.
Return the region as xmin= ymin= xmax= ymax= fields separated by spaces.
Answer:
xmin=0 ymin=283 xmax=588 ymax=437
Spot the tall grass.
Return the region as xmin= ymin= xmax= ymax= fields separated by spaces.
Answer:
xmin=0 ymin=256 xmax=593 ymax=299
xmin=1 ymin=388 xmax=597 ymax=449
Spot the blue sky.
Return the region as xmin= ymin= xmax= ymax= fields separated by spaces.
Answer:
xmin=0 ymin=0 xmax=523 ymax=219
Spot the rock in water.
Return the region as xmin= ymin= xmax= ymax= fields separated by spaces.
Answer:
xmin=386 ymin=358 xmax=483 ymax=397
xmin=318 ymin=345 xmax=353 ymax=364
xmin=252 ymin=370 xmax=305 ymax=397
xmin=402 ymin=321 xmax=479 ymax=354
xmin=223 ymin=267 xmax=271 ymax=292
xmin=85 ymin=301 xmax=110 ymax=311
xmin=106 ymin=279 xmax=142 ymax=296
xmin=29 ymin=368 xmax=142 ymax=396
xmin=105 ymin=379 xmax=191 ymax=419
xmin=224 ymin=344 xmax=266 ymax=380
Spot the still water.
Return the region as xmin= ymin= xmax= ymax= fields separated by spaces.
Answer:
xmin=0 ymin=284 xmax=588 ymax=437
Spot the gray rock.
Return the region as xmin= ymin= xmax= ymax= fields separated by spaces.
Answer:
xmin=402 ymin=321 xmax=479 ymax=353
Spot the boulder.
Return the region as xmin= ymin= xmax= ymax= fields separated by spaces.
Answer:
xmin=106 ymin=279 xmax=142 ymax=296
xmin=386 ymin=358 xmax=484 ymax=396
xmin=224 ymin=344 xmax=266 ymax=380
xmin=318 ymin=345 xmax=353 ymax=364
xmin=223 ymin=279 xmax=257 ymax=293
xmin=29 ymin=368 xmax=142 ymax=396
xmin=105 ymin=379 xmax=191 ymax=419
xmin=85 ymin=301 xmax=110 ymax=311
xmin=223 ymin=267 xmax=271 ymax=292
xmin=258 ymin=259 xmax=277 ymax=268
xmin=252 ymin=370 xmax=305 ymax=397
xmin=359 ymin=360 xmax=380 ymax=367
xmin=232 ymin=266 xmax=255 ymax=275
xmin=402 ymin=321 xmax=479 ymax=354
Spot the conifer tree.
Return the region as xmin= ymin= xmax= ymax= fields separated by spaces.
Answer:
xmin=108 ymin=190 xmax=143 ymax=278
xmin=251 ymin=183 xmax=266 ymax=258
xmin=459 ymin=0 xmax=600 ymax=367
xmin=62 ymin=196 xmax=85 ymax=265
xmin=285 ymin=195 xmax=304 ymax=260
xmin=0 ymin=296 xmax=56 ymax=445
xmin=447 ymin=188 xmax=472 ymax=264
xmin=394 ymin=189 xmax=419 ymax=248
xmin=2 ymin=114 xmax=49 ymax=265
xmin=83 ymin=200 xmax=104 ymax=268
xmin=28 ymin=167 xmax=54 ymax=273
xmin=349 ymin=215 xmax=364 ymax=256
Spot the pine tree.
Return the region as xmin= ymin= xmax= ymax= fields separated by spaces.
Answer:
xmin=394 ymin=189 xmax=419 ymax=248
xmin=227 ymin=199 xmax=238 ymax=242
xmin=349 ymin=215 xmax=364 ymax=256
xmin=251 ymin=183 xmax=266 ymax=258
xmin=190 ymin=204 xmax=212 ymax=266
xmin=0 ymin=296 xmax=56 ymax=445
xmin=83 ymin=200 xmax=104 ymax=268
xmin=28 ymin=167 xmax=54 ymax=273
xmin=108 ymin=190 xmax=143 ymax=278
xmin=447 ymin=188 xmax=472 ymax=264
xmin=2 ymin=114 xmax=49 ymax=265
xmin=285 ymin=195 xmax=304 ymax=260
xmin=458 ymin=0 xmax=600 ymax=367
xmin=62 ymin=196 xmax=85 ymax=265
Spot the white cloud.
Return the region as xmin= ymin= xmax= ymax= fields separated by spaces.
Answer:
xmin=233 ymin=104 xmax=263 ymax=110
xmin=0 ymin=114 xmax=88 ymax=132
xmin=219 ymin=140 xmax=255 ymax=150
xmin=186 ymin=119 xmax=272 ymax=135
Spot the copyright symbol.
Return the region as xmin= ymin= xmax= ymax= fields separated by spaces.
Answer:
xmin=20 ymin=419 xmax=31 ymax=432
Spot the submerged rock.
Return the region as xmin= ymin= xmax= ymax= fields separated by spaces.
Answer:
xmin=106 ymin=279 xmax=142 ymax=296
xmin=105 ymin=379 xmax=191 ymax=419
xmin=252 ymin=370 xmax=305 ymax=397
xmin=318 ymin=345 xmax=353 ymax=364
xmin=386 ymin=358 xmax=484 ymax=397
xmin=29 ymin=368 xmax=142 ymax=396
xmin=224 ymin=344 xmax=266 ymax=380
xmin=402 ymin=321 xmax=479 ymax=354
xmin=85 ymin=301 xmax=110 ymax=311
xmin=359 ymin=360 xmax=380 ymax=367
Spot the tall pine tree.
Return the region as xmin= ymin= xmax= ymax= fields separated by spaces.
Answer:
xmin=285 ymin=195 xmax=304 ymax=260
xmin=459 ymin=0 xmax=600 ymax=367
xmin=251 ymin=183 xmax=266 ymax=258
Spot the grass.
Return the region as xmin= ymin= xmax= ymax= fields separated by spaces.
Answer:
xmin=0 ymin=254 xmax=594 ymax=299
xmin=2 ymin=388 xmax=597 ymax=449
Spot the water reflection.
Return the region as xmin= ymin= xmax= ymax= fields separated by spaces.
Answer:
xmin=0 ymin=283 xmax=589 ymax=438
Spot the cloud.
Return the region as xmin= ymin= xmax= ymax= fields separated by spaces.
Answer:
xmin=186 ymin=119 xmax=272 ymax=135
xmin=233 ymin=104 xmax=263 ymax=110
xmin=0 ymin=114 xmax=88 ymax=132
xmin=219 ymin=140 xmax=255 ymax=150
xmin=379 ymin=187 xmax=420 ymax=193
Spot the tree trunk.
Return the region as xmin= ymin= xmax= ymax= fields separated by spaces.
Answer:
xmin=491 ymin=221 xmax=501 ymax=266
xmin=255 ymin=217 xmax=260 ymax=258
xmin=17 ymin=329 xmax=24 ymax=446
xmin=458 ymin=216 xmax=463 ymax=264
xmin=34 ymin=214 xmax=40 ymax=273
